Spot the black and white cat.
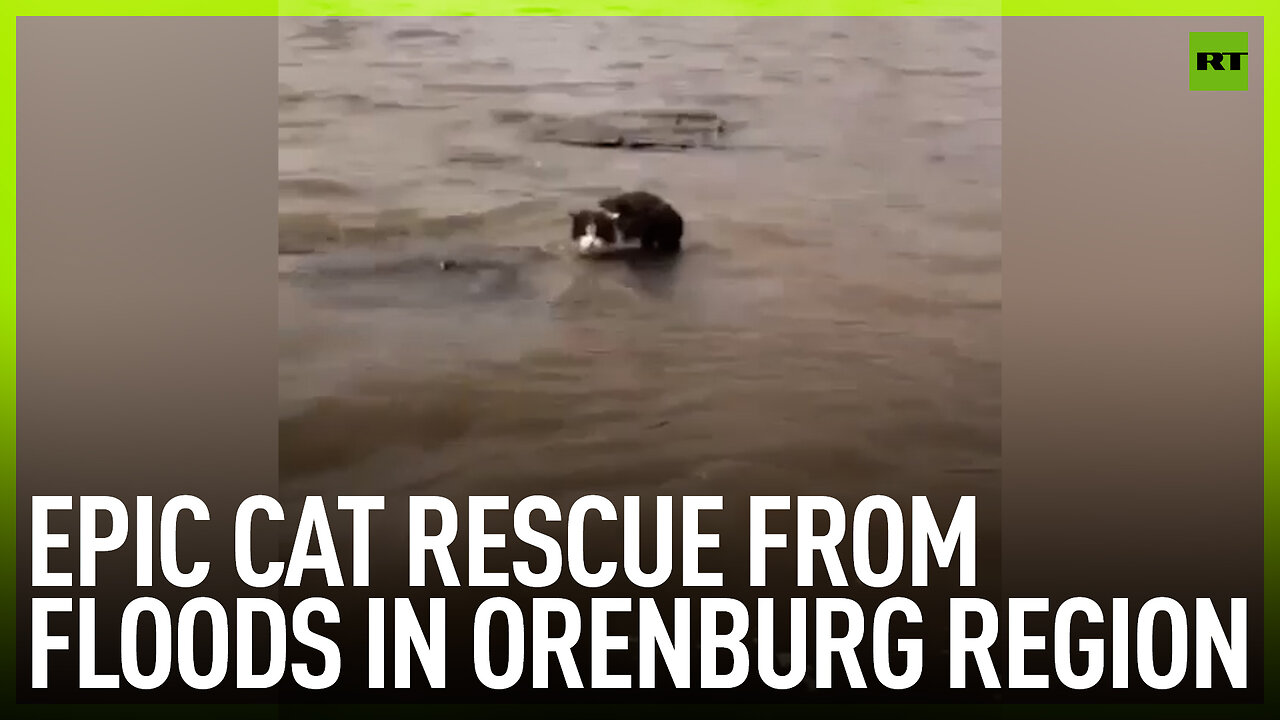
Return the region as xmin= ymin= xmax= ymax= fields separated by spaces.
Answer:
xmin=570 ymin=191 xmax=684 ymax=256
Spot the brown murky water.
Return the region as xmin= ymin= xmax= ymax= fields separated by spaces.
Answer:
xmin=278 ymin=17 xmax=1001 ymax=509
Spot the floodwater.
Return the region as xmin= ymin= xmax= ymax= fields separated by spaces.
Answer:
xmin=277 ymin=17 xmax=1001 ymax=510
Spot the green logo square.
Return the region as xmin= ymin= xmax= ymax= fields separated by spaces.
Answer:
xmin=1189 ymin=32 xmax=1249 ymax=91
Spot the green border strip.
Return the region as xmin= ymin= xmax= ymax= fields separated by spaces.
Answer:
xmin=3 ymin=4 xmax=1274 ymax=719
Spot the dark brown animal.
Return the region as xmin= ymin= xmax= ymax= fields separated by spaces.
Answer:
xmin=598 ymin=190 xmax=684 ymax=254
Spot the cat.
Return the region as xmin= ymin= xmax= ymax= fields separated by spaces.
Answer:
xmin=570 ymin=190 xmax=684 ymax=255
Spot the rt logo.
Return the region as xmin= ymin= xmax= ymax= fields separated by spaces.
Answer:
xmin=1189 ymin=32 xmax=1249 ymax=91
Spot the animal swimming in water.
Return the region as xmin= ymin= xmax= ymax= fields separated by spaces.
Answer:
xmin=571 ymin=190 xmax=684 ymax=256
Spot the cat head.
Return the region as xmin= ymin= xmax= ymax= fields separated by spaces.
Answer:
xmin=569 ymin=209 xmax=618 ymax=252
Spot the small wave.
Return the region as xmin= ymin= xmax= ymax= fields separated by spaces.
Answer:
xmin=278 ymin=119 xmax=328 ymax=130
xmin=423 ymin=80 xmax=637 ymax=96
xmin=386 ymin=27 xmax=460 ymax=43
xmin=940 ymin=17 xmax=988 ymax=33
xmin=279 ymin=245 xmax=564 ymax=326
xmin=423 ymin=82 xmax=532 ymax=95
xmin=446 ymin=58 xmax=514 ymax=72
xmin=278 ymin=91 xmax=309 ymax=106
xmin=929 ymin=208 xmax=1002 ymax=233
xmin=682 ymin=40 xmax=738 ymax=51
xmin=372 ymin=100 xmax=444 ymax=111
xmin=673 ymin=92 xmax=760 ymax=107
xmin=278 ymin=209 xmax=435 ymax=253
xmin=893 ymin=251 xmax=1002 ymax=276
xmin=512 ymin=108 xmax=737 ymax=151
xmin=895 ymin=67 xmax=985 ymax=79
xmin=279 ymin=90 xmax=437 ymax=113
xmin=287 ymin=18 xmax=360 ymax=51
xmin=329 ymin=92 xmax=379 ymax=109
xmin=278 ymin=199 xmax=565 ymax=253
xmin=279 ymin=177 xmax=359 ymax=198
xmin=282 ymin=246 xmax=551 ymax=280
xmin=837 ymin=284 xmax=999 ymax=319
xmin=279 ymin=213 xmax=345 ymax=254
xmin=444 ymin=148 xmax=525 ymax=169
xmin=490 ymin=108 xmax=537 ymax=124
xmin=761 ymin=71 xmax=801 ymax=84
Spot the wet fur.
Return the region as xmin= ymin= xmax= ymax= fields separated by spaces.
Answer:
xmin=570 ymin=191 xmax=684 ymax=255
